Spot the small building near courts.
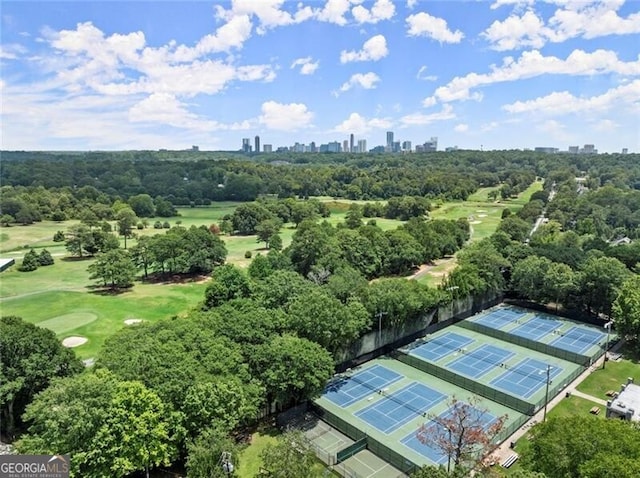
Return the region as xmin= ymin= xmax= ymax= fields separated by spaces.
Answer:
xmin=0 ymin=258 xmax=15 ymax=272
xmin=606 ymin=378 xmax=640 ymax=421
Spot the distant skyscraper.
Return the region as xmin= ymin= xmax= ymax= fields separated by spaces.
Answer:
xmin=357 ymin=139 xmax=367 ymax=153
xmin=263 ymin=144 xmax=273 ymax=153
xmin=350 ymin=134 xmax=354 ymax=153
xmin=310 ymin=141 xmax=317 ymax=153
xmin=343 ymin=140 xmax=349 ymax=153
xmin=242 ymin=138 xmax=251 ymax=153
xmin=386 ymin=131 xmax=394 ymax=150
xmin=568 ymin=146 xmax=579 ymax=154
xmin=402 ymin=141 xmax=412 ymax=152
xmin=622 ymin=148 xmax=628 ymax=154
xmin=255 ymin=135 xmax=260 ymax=154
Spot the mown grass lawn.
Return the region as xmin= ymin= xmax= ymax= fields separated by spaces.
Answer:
xmin=576 ymin=359 xmax=640 ymax=399
xmin=235 ymin=427 xmax=335 ymax=478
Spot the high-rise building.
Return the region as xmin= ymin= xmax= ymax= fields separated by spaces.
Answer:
xmin=255 ymin=135 xmax=260 ymax=154
xmin=242 ymin=138 xmax=251 ymax=153
xmin=310 ymin=141 xmax=317 ymax=153
xmin=343 ymin=140 xmax=349 ymax=153
xmin=357 ymin=139 xmax=367 ymax=153
xmin=622 ymin=148 xmax=629 ymax=154
xmin=568 ymin=146 xmax=579 ymax=154
xmin=423 ymin=137 xmax=438 ymax=152
xmin=263 ymin=144 xmax=273 ymax=153
xmin=350 ymin=134 xmax=354 ymax=153
xmin=386 ymin=131 xmax=394 ymax=151
xmin=581 ymin=144 xmax=596 ymax=154
xmin=402 ymin=141 xmax=412 ymax=152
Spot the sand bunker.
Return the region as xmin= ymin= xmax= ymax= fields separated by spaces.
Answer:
xmin=62 ymin=336 xmax=88 ymax=348
xmin=476 ymin=209 xmax=487 ymax=213
xmin=470 ymin=220 xmax=482 ymax=225
xmin=124 ymin=318 xmax=143 ymax=325
xmin=478 ymin=214 xmax=488 ymax=218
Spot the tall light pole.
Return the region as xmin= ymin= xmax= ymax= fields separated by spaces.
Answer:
xmin=602 ymin=321 xmax=613 ymax=370
xmin=543 ymin=365 xmax=551 ymax=422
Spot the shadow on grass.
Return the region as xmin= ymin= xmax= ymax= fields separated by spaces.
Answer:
xmin=60 ymin=255 xmax=94 ymax=262
xmin=86 ymin=284 xmax=132 ymax=296
xmin=139 ymin=272 xmax=211 ymax=285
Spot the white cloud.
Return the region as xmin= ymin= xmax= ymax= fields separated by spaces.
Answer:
xmin=215 ymin=0 xmax=313 ymax=35
xmin=337 ymin=72 xmax=381 ymax=93
xmin=0 ymin=43 xmax=28 ymax=60
xmin=454 ymin=123 xmax=469 ymax=132
xmin=416 ymin=65 xmax=437 ymax=81
xmin=315 ymin=0 xmax=352 ymax=25
xmin=484 ymin=2 xmax=640 ymax=50
xmin=259 ymin=101 xmax=314 ymax=130
xmin=481 ymin=121 xmax=499 ymax=131
xmin=332 ymin=112 xmax=392 ymax=134
xmin=340 ymin=34 xmax=388 ymax=63
xmin=129 ymin=93 xmax=251 ymax=131
xmin=592 ymin=119 xmax=619 ymax=132
xmin=482 ymin=10 xmax=548 ymax=51
xmin=503 ymin=80 xmax=640 ymax=115
xmin=406 ymin=12 xmax=464 ymax=43
xmin=291 ymin=57 xmax=319 ymax=75
xmin=406 ymin=0 xmax=418 ymax=9
xmin=490 ymin=0 xmax=535 ymax=10
xmin=352 ymin=0 xmax=395 ymax=24
xmin=537 ymin=119 xmax=572 ymax=142
xmin=399 ymin=104 xmax=456 ymax=126
xmin=427 ymin=49 xmax=640 ymax=104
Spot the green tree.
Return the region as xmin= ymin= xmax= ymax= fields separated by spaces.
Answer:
xmin=510 ymin=255 xmax=552 ymax=303
xmin=116 ymin=207 xmax=138 ymax=249
xmin=65 ymin=224 xmax=95 ymax=258
xmin=612 ymin=275 xmax=640 ymax=350
xmin=37 ymin=249 xmax=55 ymax=266
xmin=204 ymin=264 xmax=252 ymax=308
xmin=268 ymin=233 xmax=283 ymax=251
xmin=577 ymin=255 xmax=630 ymax=316
xmin=231 ymin=203 xmax=273 ymax=235
xmin=383 ymin=229 xmax=423 ymax=275
xmin=0 ymin=316 xmax=82 ymax=439
xmin=18 ymin=249 xmax=39 ymax=272
xmin=344 ymin=203 xmax=363 ymax=229
xmin=186 ymin=426 xmax=241 ymax=478
xmin=524 ymin=416 xmax=640 ymax=478
xmin=182 ymin=378 xmax=264 ymax=436
xmin=251 ymin=335 xmax=334 ymax=405
xmin=543 ymin=262 xmax=576 ymax=310
xmin=128 ymin=193 xmax=156 ymax=217
xmin=16 ymin=370 xmax=180 ymax=478
xmin=287 ymin=289 xmax=370 ymax=353
xmin=0 ymin=214 xmax=14 ymax=226
xmin=88 ymin=249 xmax=137 ymax=290
xmin=255 ymin=218 xmax=282 ymax=248
xmin=260 ymin=431 xmax=320 ymax=478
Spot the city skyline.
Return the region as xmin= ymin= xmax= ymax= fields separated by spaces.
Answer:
xmin=1 ymin=1 xmax=639 ymax=153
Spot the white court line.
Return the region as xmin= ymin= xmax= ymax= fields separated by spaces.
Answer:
xmin=351 ymin=454 xmax=377 ymax=475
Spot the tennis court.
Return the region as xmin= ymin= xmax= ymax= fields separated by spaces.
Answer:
xmin=446 ymin=344 xmax=515 ymax=379
xmin=355 ymin=382 xmax=446 ymax=434
xmin=324 ymin=364 xmax=403 ymax=407
xmin=490 ymin=357 xmax=563 ymax=399
xmin=473 ymin=307 xmax=525 ymax=328
xmin=400 ymin=404 xmax=497 ymax=465
xmin=550 ymin=326 xmax=606 ymax=354
xmin=410 ymin=332 xmax=475 ymax=362
xmin=511 ymin=316 xmax=562 ymax=341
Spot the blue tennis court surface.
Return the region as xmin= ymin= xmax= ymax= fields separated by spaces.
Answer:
xmin=511 ymin=316 xmax=562 ymax=341
xmin=491 ymin=358 xmax=563 ymax=399
xmin=355 ymin=382 xmax=446 ymax=434
xmin=410 ymin=332 xmax=474 ymax=362
xmin=401 ymin=404 xmax=497 ymax=465
xmin=324 ymin=365 xmax=403 ymax=407
xmin=550 ymin=326 xmax=605 ymax=354
xmin=474 ymin=308 xmax=525 ymax=328
xmin=446 ymin=344 xmax=515 ymax=379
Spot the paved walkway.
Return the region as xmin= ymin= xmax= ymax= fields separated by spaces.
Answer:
xmin=493 ymin=339 xmax=625 ymax=466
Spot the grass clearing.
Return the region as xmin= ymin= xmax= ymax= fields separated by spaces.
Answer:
xmin=576 ymin=359 xmax=640 ymax=399
xmin=236 ymin=427 xmax=334 ymax=478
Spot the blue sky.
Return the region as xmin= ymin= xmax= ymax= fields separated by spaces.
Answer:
xmin=1 ymin=0 xmax=638 ymax=152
